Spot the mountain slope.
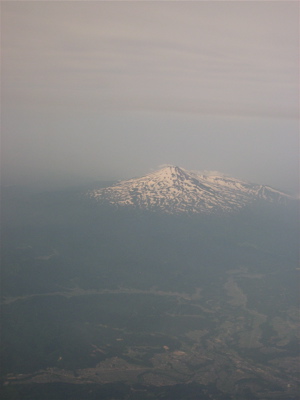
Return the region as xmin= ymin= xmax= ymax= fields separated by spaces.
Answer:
xmin=88 ymin=166 xmax=292 ymax=214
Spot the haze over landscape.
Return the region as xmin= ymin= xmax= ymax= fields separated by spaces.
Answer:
xmin=1 ymin=1 xmax=299 ymax=193
xmin=1 ymin=2 xmax=300 ymax=400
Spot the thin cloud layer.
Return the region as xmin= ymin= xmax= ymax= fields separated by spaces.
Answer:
xmin=2 ymin=2 xmax=298 ymax=118
xmin=1 ymin=2 xmax=299 ymax=194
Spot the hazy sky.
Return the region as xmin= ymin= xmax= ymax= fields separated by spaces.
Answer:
xmin=1 ymin=1 xmax=299 ymax=193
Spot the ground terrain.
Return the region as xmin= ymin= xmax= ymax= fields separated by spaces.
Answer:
xmin=1 ymin=184 xmax=299 ymax=399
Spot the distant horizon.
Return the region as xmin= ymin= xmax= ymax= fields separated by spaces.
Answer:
xmin=2 ymin=163 xmax=298 ymax=197
xmin=2 ymin=2 xmax=299 ymax=196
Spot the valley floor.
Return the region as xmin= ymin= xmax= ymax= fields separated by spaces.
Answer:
xmin=2 ymin=268 xmax=299 ymax=400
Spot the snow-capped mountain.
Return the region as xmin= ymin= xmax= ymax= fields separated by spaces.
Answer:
xmin=88 ymin=166 xmax=292 ymax=214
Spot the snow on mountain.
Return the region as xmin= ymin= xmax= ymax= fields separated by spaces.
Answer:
xmin=88 ymin=166 xmax=293 ymax=214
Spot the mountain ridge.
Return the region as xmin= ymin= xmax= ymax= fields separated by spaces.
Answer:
xmin=88 ymin=166 xmax=293 ymax=214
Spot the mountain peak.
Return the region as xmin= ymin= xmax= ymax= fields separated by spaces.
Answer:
xmin=149 ymin=165 xmax=186 ymax=176
xmin=146 ymin=165 xmax=189 ymax=182
xmin=88 ymin=167 xmax=292 ymax=214
xmin=160 ymin=165 xmax=183 ymax=172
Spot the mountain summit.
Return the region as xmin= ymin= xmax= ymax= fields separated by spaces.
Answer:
xmin=88 ymin=166 xmax=292 ymax=214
